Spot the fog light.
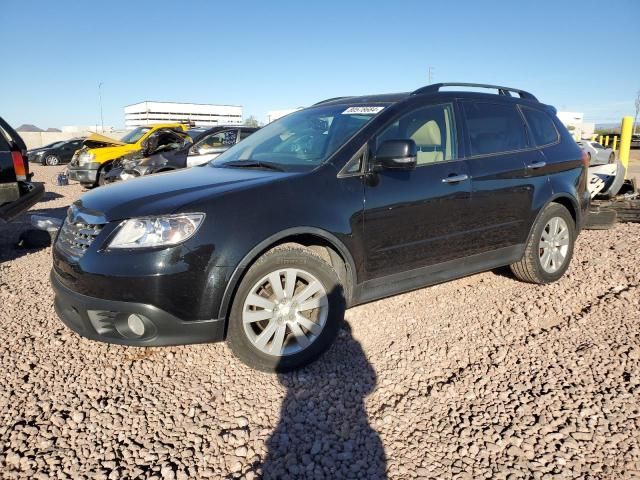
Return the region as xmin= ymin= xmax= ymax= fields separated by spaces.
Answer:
xmin=127 ymin=314 xmax=146 ymax=337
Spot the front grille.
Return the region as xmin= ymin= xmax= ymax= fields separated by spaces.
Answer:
xmin=57 ymin=217 xmax=104 ymax=258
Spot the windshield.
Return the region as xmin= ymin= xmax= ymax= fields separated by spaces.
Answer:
xmin=212 ymin=104 xmax=386 ymax=171
xmin=120 ymin=127 xmax=151 ymax=144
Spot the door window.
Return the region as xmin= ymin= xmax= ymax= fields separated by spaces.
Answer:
xmin=463 ymin=102 xmax=528 ymax=156
xmin=239 ymin=130 xmax=254 ymax=141
xmin=376 ymin=104 xmax=457 ymax=165
xmin=193 ymin=130 xmax=238 ymax=155
xmin=521 ymin=107 xmax=559 ymax=146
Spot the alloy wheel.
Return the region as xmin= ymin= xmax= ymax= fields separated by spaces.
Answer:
xmin=242 ymin=268 xmax=329 ymax=357
xmin=539 ymin=216 xmax=570 ymax=273
xmin=45 ymin=155 xmax=59 ymax=166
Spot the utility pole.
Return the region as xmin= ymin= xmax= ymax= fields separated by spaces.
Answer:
xmin=428 ymin=67 xmax=434 ymax=84
xmin=98 ymin=82 xmax=104 ymax=133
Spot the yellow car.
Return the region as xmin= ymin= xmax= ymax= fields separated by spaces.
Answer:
xmin=68 ymin=124 xmax=188 ymax=186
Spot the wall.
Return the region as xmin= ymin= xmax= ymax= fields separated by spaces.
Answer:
xmin=19 ymin=130 xmax=127 ymax=150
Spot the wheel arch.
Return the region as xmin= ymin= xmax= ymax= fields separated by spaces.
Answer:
xmin=217 ymin=227 xmax=357 ymax=326
xmin=526 ymin=193 xmax=579 ymax=243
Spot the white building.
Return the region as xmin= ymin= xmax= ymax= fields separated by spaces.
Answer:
xmin=266 ymin=108 xmax=304 ymax=124
xmin=556 ymin=111 xmax=592 ymax=139
xmin=124 ymin=101 xmax=243 ymax=128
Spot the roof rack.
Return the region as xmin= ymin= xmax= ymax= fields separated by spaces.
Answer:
xmin=411 ymin=83 xmax=538 ymax=102
xmin=313 ymin=96 xmax=350 ymax=106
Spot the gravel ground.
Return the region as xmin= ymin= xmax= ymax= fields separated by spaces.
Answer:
xmin=1 ymin=164 xmax=640 ymax=479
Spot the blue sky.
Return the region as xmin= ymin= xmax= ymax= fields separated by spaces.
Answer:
xmin=2 ymin=0 xmax=638 ymax=128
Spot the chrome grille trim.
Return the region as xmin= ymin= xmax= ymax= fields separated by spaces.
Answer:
xmin=56 ymin=205 xmax=106 ymax=258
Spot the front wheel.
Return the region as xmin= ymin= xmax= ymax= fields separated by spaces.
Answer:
xmin=510 ymin=203 xmax=575 ymax=284
xmin=227 ymin=245 xmax=345 ymax=372
xmin=44 ymin=155 xmax=59 ymax=166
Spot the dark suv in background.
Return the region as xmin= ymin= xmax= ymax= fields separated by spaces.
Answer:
xmin=51 ymin=83 xmax=589 ymax=372
xmin=0 ymin=117 xmax=44 ymax=223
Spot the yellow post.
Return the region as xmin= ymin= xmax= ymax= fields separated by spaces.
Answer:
xmin=591 ymin=134 xmax=597 ymax=141
xmin=612 ymin=136 xmax=618 ymax=151
xmin=604 ymin=135 xmax=610 ymax=146
xmin=619 ymin=116 xmax=633 ymax=172
xmin=599 ymin=135 xmax=603 ymax=144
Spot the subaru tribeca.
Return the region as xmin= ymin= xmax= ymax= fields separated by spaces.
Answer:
xmin=51 ymin=83 xmax=589 ymax=372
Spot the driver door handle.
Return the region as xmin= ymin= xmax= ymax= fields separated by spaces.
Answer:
xmin=442 ymin=174 xmax=469 ymax=183
xmin=527 ymin=161 xmax=546 ymax=169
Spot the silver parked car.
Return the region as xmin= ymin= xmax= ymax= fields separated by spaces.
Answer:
xmin=577 ymin=140 xmax=615 ymax=166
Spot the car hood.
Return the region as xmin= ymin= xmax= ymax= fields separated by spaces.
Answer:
xmin=75 ymin=165 xmax=296 ymax=221
xmin=84 ymin=133 xmax=126 ymax=146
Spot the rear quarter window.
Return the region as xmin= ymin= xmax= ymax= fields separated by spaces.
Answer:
xmin=521 ymin=107 xmax=559 ymax=146
xmin=463 ymin=102 xmax=528 ymax=156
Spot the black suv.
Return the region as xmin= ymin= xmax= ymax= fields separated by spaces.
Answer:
xmin=1 ymin=117 xmax=44 ymax=223
xmin=51 ymin=83 xmax=589 ymax=372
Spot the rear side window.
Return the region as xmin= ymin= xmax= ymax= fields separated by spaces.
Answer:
xmin=521 ymin=107 xmax=559 ymax=146
xmin=463 ymin=102 xmax=528 ymax=156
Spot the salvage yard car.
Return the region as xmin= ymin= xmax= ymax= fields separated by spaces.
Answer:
xmin=104 ymin=126 xmax=258 ymax=183
xmin=67 ymin=124 xmax=188 ymax=187
xmin=27 ymin=138 xmax=85 ymax=166
xmin=577 ymin=140 xmax=615 ymax=165
xmin=51 ymin=83 xmax=589 ymax=372
xmin=0 ymin=116 xmax=44 ymax=223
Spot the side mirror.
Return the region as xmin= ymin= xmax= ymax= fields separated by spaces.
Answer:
xmin=375 ymin=139 xmax=417 ymax=170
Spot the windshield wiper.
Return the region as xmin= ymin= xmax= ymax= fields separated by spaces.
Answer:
xmin=220 ymin=160 xmax=285 ymax=172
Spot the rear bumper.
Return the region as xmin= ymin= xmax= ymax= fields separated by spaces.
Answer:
xmin=0 ymin=182 xmax=45 ymax=223
xmin=51 ymin=271 xmax=226 ymax=346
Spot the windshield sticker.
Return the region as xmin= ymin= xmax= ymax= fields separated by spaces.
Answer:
xmin=342 ymin=106 xmax=385 ymax=115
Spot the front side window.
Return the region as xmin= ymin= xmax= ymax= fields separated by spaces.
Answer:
xmin=213 ymin=104 xmax=386 ymax=172
xmin=376 ymin=103 xmax=457 ymax=165
xmin=121 ymin=127 xmax=151 ymax=144
xmin=521 ymin=107 xmax=559 ymax=146
xmin=464 ymin=102 xmax=528 ymax=156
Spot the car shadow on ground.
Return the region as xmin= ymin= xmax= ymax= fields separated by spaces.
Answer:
xmin=0 ymin=205 xmax=68 ymax=263
xmin=259 ymin=320 xmax=387 ymax=479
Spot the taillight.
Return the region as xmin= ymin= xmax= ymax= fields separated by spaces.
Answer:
xmin=581 ymin=150 xmax=589 ymax=168
xmin=11 ymin=150 xmax=28 ymax=181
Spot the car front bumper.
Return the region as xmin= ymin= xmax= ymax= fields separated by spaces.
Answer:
xmin=51 ymin=270 xmax=226 ymax=346
xmin=67 ymin=166 xmax=99 ymax=184
xmin=0 ymin=182 xmax=45 ymax=223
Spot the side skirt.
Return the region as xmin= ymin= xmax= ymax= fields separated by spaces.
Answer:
xmin=351 ymin=244 xmax=525 ymax=306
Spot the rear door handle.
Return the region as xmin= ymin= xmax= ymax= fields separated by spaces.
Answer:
xmin=442 ymin=174 xmax=469 ymax=183
xmin=527 ymin=161 xmax=546 ymax=169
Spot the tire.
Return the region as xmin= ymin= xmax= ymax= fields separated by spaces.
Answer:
xmin=96 ymin=163 xmax=112 ymax=187
xmin=608 ymin=153 xmax=615 ymax=164
xmin=510 ymin=203 xmax=575 ymax=284
xmin=587 ymin=152 xmax=592 ymax=165
xmin=44 ymin=155 xmax=59 ymax=166
xmin=227 ymin=245 xmax=345 ymax=372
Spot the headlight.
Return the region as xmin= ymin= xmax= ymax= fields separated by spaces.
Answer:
xmin=78 ymin=151 xmax=95 ymax=165
xmin=108 ymin=213 xmax=205 ymax=249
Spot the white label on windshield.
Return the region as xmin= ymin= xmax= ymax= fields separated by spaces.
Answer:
xmin=342 ymin=106 xmax=385 ymax=115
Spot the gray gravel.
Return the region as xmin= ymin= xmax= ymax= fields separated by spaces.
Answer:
xmin=1 ymin=164 xmax=640 ymax=479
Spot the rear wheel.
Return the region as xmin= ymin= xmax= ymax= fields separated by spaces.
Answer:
xmin=510 ymin=203 xmax=575 ymax=284
xmin=608 ymin=152 xmax=615 ymax=164
xmin=227 ymin=245 xmax=344 ymax=372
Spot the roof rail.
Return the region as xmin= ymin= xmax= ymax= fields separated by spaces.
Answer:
xmin=411 ymin=83 xmax=538 ymax=102
xmin=313 ymin=96 xmax=350 ymax=106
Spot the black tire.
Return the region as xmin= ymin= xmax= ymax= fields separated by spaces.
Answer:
xmin=510 ymin=203 xmax=575 ymax=284
xmin=96 ymin=163 xmax=112 ymax=187
xmin=44 ymin=154 xmax=60 ymax=166
xmin=227 ymin=245 xmax=345 ymax=372
xmin=608 ymin=153 xmax=615 ymax=164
